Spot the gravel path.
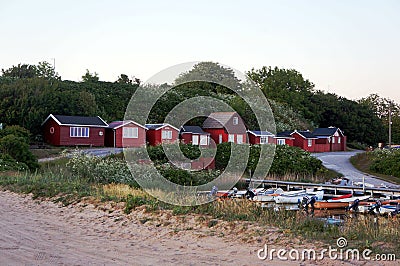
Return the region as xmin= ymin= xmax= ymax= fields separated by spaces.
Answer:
xmin=312 ymin=151 xmax=399 ymax=188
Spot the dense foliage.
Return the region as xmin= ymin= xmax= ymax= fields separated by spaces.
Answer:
xmin=248 ymin=67 xmax=388 ymax=145
xmin=0 ymin=68 xmax=138 ymax=136
xmin=368 ymin=149 xmax=400 ymax=178
xmin=0 ymin=125 xmax=38 ymax=170
xmin=0 ymin=61 xmax=392 ymax=146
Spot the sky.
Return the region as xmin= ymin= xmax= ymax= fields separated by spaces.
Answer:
xmin=1 ymin=0 xmax=399 ymax=103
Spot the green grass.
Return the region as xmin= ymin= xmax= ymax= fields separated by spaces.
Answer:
xmin=350 ymin=152 xmax=400 ymax=185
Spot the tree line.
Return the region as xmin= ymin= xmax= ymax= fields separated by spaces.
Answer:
xmin=0 ymin=61 xmax=396 ymax=146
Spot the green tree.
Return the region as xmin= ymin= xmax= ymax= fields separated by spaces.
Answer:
xmin=1 ymin=63 xmax=38 ymax=78
xmin=82 ymin=69 xmax=99 ymax=82
xmin=36 ymin=61 xmax=61 ymax=80
xmin=174 ymin=62 xmax=242 ymax=94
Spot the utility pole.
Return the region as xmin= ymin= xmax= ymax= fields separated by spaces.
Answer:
xmin=389 ymin=102 xmax=392 ymax=149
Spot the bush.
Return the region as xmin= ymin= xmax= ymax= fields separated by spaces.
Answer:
xmin=369 ymin=149 xmax=400 ymax=178
xmin=269 ymin=145 xmax=322 ymax=175
xmin=66 ymin=151 xmax=139 ymax=186
xmin=0 ymin=125 xmax=31 ymax=143
xmin=0 ymin=134 xmax=38 ymax=170
xmin=0 ymin=154 xmax=29 ymax=171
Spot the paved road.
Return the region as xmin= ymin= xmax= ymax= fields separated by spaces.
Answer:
xmin=312 ymin=151 xmax=399 ymax=188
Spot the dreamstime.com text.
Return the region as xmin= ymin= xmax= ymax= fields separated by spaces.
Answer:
xmin=257 ymin=237 xmax=396 ymax=262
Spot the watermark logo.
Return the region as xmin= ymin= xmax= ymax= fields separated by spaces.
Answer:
xmin=257 ymin=237 xmax=396 ymax=261
xmin=123 ymin=62 xmax=276 ymax=206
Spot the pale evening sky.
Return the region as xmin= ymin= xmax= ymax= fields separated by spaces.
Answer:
xmin=1 ymin=0 xmax=399 ymax=103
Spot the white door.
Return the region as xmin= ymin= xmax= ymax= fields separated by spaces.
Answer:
xmin=192 ymin=135 xmax=199 ymax=145
xmin=200 ymin=135 xmax=208 ymax=145
xmin=237 ymin=134 xmax=243 ymax=144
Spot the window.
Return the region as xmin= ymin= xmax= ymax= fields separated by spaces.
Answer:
xmin=218 ymin=134 xmax=223 ymax=144
xmin=233 ymin=117 xmax=238 ymax=125
xmin=70 ymin=127 xmax=89 ymax=138
xmin=260 ymin=136 xmax=268 ymax=144
xmin=200 ymin=135 xmax=208 ymax=145
xmin=338 ymin=137 xmax=341 ymax=144
xmin=237 ymin=134 xmax=243 ymax=144
xmin=162 ymin=130 xmax=173 ymax=139
xmin=192 ymin=135 xmax=199 ymax=145
xmin=123 ymin=127 xmax=138 ymax=138
xmin=277 ymin=139 xmax=286 ymax=145
xmin=332 ymin=137 xmax=335 ymax=144
xmin=308 ymin=139 xmax=313 ymax=147
xmin=228 ymin=134 xmax=235 ymax=143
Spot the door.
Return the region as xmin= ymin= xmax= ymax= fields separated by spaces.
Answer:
xmin=200 ymin=135 xmax=208 ymax=145
xmin=192 ymin=135 xmax=199 ymax=145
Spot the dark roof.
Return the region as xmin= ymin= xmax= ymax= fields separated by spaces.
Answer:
xmin=293 ymin=130 xmax=317 ymax=139
xmin=180 ymin=126 xmax=209 ymax=135
xmin=48 ymin=114 xmax=108 ymax=127
xmin=248 ymin=130 xmax=274 ymax=136
xmin=276 ymin=130 xmax=293 ymax=138
xmin=202 ymin=112 xmax=237 ymax=128
xmin=313 ymin=127 xmax=342 ymax=137
xmin=144 ymin=123 xmax=179 ymax=131
xmin=145 ymin=124 xmax=165 ymax=130
xmin=108 ymin=121 xmax=124 ymax=129
xmin=108 ymin=120 xmax=146 ymax=129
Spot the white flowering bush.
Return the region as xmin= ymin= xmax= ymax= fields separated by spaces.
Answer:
xmin=66 ymin=151 xmax=139 ymax=186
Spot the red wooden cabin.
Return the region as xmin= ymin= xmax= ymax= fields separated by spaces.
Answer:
xmin=42 ymin=114 xmax=108 ymax=146
xmin=274 ymin=131 xmax=295 ymax=146
xmin=291 ymin=130 xmax=318 ymax=152
xmin=145 ymin=123 xmax=179 ymax=146
xmin=105 ymin=120 xmax=147 ymax=148
xmin=180 ymin=126 xmax=210 ymax=146
xmin=313 ymin=127 xmax=346 ymax=152
xmin=202 ymin=112 xmax=247 ymax=145
xmin=247 ymin=130 xmax=275 ymax=145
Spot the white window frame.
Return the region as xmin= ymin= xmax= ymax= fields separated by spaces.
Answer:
xmin=260 ymin=136 xmax=268 ymax=144
xmin=233 ymin=117 xmax=238 ymax=125
xmin=70 ymin=127 xmax=89 ymax=138
xmin=277 ymin=139 xmax=285 ymax=145
xmin=200 ymin=135 xmax=208 ymax=145
xmin=308 ymin=139 xmax=313 ymax=147
xmin=123 ymin=127 xmax=138 ymax=138
xmin=192 ymin=135 xmax=199 ymax=145
xmin=332 ymin=137 xmax=335 ymax=144
xmin=218 ymin=134 xmax=223 ymax=144
xmin=162 ymin=130 xmax=173 ymax=140
xmin=237 ymin=134 xmax=243 ymax=144
xmin=338 ymin=137 xmax=341 ymax=144
xmin=228 ymin=134 xmax=235 ymax=143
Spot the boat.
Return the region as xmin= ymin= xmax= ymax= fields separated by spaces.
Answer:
xmin=356 ymin=204 xmax=397 ymax=214
xmin=253 ymin=188 xmax=284 ymax=202
xmin=314 ymin=201 xmax=349 ymax=209
xmin=331 ymin=194 xmax=352 ymax=200
xmin=274 ymin=190 xmax=324 ymax=204
xmin=327 ymin=195 xmax=370 ymax=203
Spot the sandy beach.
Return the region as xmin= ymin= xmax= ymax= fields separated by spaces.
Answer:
xmin=0 ymin=190 xmax=396 ymax=265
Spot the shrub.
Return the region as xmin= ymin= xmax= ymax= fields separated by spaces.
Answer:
xmin=0 ymin=125 xmax=31 ymax=143
xmin=369 ymin=149 xmax=400 ymax=178
xmin=0 ymin=153 xmax=29 ymax=171
xmin=0 ymin=134 xmax=38 ymax=170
